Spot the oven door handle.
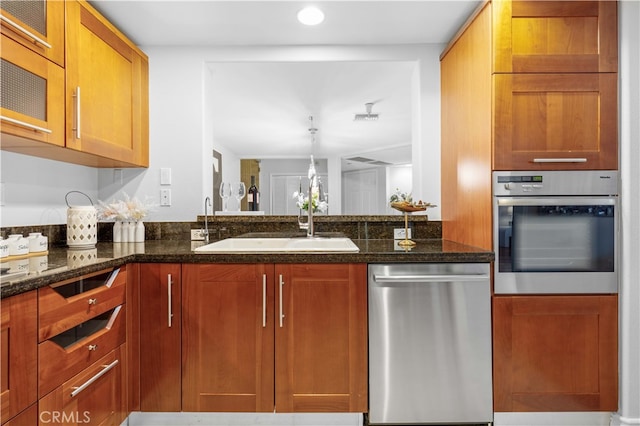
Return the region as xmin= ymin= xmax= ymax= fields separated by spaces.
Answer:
xmin=496 ymin=197 xmax=617 ymax=207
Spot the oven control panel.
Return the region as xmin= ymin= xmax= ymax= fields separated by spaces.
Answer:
xmin=493 ymin=171 xmax=619 ymax=197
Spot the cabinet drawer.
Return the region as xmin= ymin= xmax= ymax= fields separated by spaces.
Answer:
xmin=39 ymin=305 xmax=126 ymax=397
xmin=39 ymin=267 xmax=126 ymax=342
xmin=38 ymin=346 xmax=126 ymax=426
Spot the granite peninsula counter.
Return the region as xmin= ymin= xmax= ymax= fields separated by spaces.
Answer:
xmin=0 ymin=238 xmax=493 ymax=298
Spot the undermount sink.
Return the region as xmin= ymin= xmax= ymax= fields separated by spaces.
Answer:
xmin=194 ymin=237 xmax=360 ymax=253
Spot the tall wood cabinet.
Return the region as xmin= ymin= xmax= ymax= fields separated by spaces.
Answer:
xmin=181 ymin=263 xmax=368 ymax=414
xmin=0 ymin=0 xmax=149 ymax=168
xmin=441 ymin=0 xmax=619 ymax=249
xmin=0 ymin=291 xmax=38 ymax=425
xmin=441 ymin=0 xmax=620 ymax=414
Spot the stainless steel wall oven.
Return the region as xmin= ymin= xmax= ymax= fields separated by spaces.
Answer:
xmin=493 ymin=171 xmax=619 ymax=294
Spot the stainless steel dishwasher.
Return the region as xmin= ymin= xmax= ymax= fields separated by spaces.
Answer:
xmin=368 ymin=263 xmax=492 ymax=425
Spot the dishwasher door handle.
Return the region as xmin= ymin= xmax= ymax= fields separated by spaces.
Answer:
xmin=373 ymin=274 xmax=489 ymax=283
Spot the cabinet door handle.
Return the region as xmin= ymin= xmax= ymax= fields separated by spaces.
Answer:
xmin=0 ymin=14 xmax=52 ymax=48
xmin=70 ymin=360 xmax=119 ymax=398
xmin=532 ymin=158 xmax=587 ymax=163
xmin=262 ymin=274 xmax=267 ymax=328
xmin=279 ymin=274 xmax=285 ymax=328
xmin=87 ymin=344 xmax=98 ymax=351
xmin=88 ymin=298 xmax=98 ymax=305
xmin=0 ymin=115 xmax=52 ymax=134
xmin=167 ymin=273 xmax=173 ymax=328
xmin=73 ymin=87 xmax=81 ymax=139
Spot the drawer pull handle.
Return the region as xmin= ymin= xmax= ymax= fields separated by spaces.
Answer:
xmin=70 ymin=360 xmax=119 ymax=398
xmin=262 ymin=274 xmax=267 ymax=328
xmin=279 ymin=274 xmax=285 ymax=328
xmin=532 ymin=158 xmax=587 ymax=163
xmin=73 ymin=87 xmax=81 ymax=139
xmin=167 ymin=274 xmax=173 ymax=328
xmin=0 ymin=115 xmax=52 ymax=134
xmin=0 ymin=14 xmax=52 ymax=48
xmin=88 ymin=298 xmax=98 ymax=305
xmin=87 ymin=344 xmax=98 ymax=351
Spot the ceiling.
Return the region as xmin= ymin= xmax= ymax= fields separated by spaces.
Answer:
xmin=90 ymin=1 xmax=480 ymax=168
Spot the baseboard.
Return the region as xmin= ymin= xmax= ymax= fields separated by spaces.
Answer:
xmin=494 ymin=412 xmax=612 ymax=426
xmin=611 ymin=413 xmax=640 ymax=426
xmin=124 ymin=412 xmax=363 ymax=426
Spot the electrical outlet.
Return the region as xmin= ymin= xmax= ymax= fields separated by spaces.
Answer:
xmin=160 ymin=188 xmax=171 ymax=206
xmin=394 ymin=228 xmax=411 ymax=239
xmin=191 ymin=229 xmax=206 ymax=241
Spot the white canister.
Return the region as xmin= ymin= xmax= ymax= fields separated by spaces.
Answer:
xmin=66 ymin=191 xmax=98 ymax=248
xmin=28 ymin=232 xmax=48 ymax=253
xmin=7 ymin=234 xmax=29 ymax=256
xmin=0 ymin=237 xmax=8 ymax=258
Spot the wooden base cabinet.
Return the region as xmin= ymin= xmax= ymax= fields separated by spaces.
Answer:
xmin=275 ymin=264 xmax=368 ymax=413
xmin=38 ymin=345 xmax=127 ymax=426
xmin=493 ymin=295 xmax=618 ymax=412
xmin=1 ymin=291 xmax=38 ymax=425
xmin=139 ymin=264 xmax=182 ymax=412
xmin=182 ymin=263 xmax=275 ymax=412
xmin=181 ymin=263 xmax=368 ymax=413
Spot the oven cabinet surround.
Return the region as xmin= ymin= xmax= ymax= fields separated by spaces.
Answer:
xmin=36 ymin=267 xmax=129 ymax=426
xmin=179 ymin=263 xmax=368 ymax=413
xmin=0 ymin=291 xmax=38 ymax=425
xmin=493 ymin=295 xmax=618 ymax=412
xmin=0 ymin=0 xmax=149 ymax=168
xmin=440 ymin=0 xmax=619 ymax=250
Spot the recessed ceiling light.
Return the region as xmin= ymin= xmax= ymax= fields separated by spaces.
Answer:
xmin=297 ymin=6 xmax=325 ymax=26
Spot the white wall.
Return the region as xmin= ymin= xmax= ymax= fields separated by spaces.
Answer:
xmin=0 ymin=44 xmax=442 ymax=226
xmin=0 ymin=151 xmax=98 ymax=225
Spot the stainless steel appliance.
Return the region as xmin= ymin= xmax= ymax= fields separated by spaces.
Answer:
xmin=494 ymin=170 xmax=619 ymax=294
xmin=368 ymin=263 xmax=492 ymax=425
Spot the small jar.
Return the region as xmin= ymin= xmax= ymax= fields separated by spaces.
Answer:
xmin=7 ymin=234 xmax=29 ymax=256
xmin=28 ymin=232 xmax=48 ymax=253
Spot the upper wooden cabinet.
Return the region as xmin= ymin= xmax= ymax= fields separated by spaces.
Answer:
xmin=0 ymin=34 xmax=65 ymax=148
xmin=0 ymin=291 xmax=38 ymax=425
xmin=0 ymin=0 xmax=65 ymax=67
xmin=0 ymin=0 xmax=149 ymax=168
xmin=493 ymin=0 xmax=618 ymax=73
xmin=493 ymin=72 xmax=618 ymax=170
xmin=65 ymin=0 xmax=149 ymax=167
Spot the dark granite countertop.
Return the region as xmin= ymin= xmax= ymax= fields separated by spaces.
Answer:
xmin=0 ymin=238 xmax=493 ymax=299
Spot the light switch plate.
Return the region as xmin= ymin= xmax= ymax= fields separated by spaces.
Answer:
xmin=160 ymin=168 xmax=172 ymax=185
